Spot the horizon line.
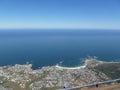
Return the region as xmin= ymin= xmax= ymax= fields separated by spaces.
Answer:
xmin=0 ymin=28 xmax=120 ymax=30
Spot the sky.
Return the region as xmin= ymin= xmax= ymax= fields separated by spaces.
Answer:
xmin=0 ymin=0 xmax=120 ymax=29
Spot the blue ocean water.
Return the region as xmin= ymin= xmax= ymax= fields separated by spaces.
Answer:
xmin=0 ymin=29 xmax=120 ymax=69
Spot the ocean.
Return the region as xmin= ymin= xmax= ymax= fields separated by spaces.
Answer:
xmin=0 ymin=29 xmax=120 ymax=69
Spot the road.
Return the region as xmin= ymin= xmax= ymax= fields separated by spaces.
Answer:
xmin=58 ymin=78 xmax=120 ymax=90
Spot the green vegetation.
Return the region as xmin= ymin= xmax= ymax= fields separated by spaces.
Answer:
xmin=94 ymin=63 xmax=120 ymax=79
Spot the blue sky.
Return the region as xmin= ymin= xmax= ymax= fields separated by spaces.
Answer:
xmin=0 ymin=0 xmax=120 ymax=29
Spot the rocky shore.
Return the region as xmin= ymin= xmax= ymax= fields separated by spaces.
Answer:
xmin=0 ymin=58 xmax=119 ymax=90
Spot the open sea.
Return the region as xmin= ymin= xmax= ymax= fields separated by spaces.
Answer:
xmin=0 ymin=29 xmax=120 ymax=69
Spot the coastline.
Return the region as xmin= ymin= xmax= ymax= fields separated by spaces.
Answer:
xmin=0 ymin=58 xmax=120 ymax=90
xmin=55 ymin=64 xmax=86 ymax=69
xmin=0 ymin=58 xmax=120 ymax=70
xmin=55 ymin=58 xmax=120 ymax=70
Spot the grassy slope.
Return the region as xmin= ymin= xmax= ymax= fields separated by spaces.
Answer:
xmin=94 ymin=63 xmax=120 ymax=79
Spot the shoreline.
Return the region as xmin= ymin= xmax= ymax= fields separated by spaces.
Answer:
xmin=0 ymin=58 xmax=120 ymax=89
xmin=0 ymin=58 xmax=120 ymax=70
xmin=55 ymin=58 xmax=120 ymax=70
xmin=55 ymin=64 xmax=86 ymax=69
